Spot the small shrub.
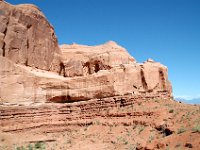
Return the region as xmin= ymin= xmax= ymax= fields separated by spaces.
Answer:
xmin=34 ymin=141 xmax=45 ymax=149
xmin=154 ymin=99 xmax=159 ymax=103
xmin=132 ymin=143 xmax=139 ymax=150
xmin=148 ymin=133 xmax=154 ymax=143
xmin=169 ymin=109 xmax=174 ymax=113
xmin=192 ymin=124 xmax=200 ymax=133
xmin=177 ymin=126 xmax=186 ymax=134
xmin=126 ymin=130 xmax=131 ymax=136
xmin=16 ymin=146 xmax=26 ymax=150
xmin=16 ymin=147 xmax=20 ymax=150
xmin=84 ymin=126 xmax=88 ymax=131
xmin=138 ymin=125 xmax=145 ymax=134
xmin=28 ymin=144 xmax=33 ymax=150
xmin=166 ymin=146 xmax=170 ymax=150
xmin=132 ymin=124 xmax=137 ymax=130
xmin=124 ymin=141 xmax=128 ymax=145
xmin=175 ymin=143 xmax=181 ymax=148
xmin=66 ymin=139 xmax=72 ymax=144
xmin=127 ymin=144 xmax=135 ymax=150
xmin=95 ymin=120 xmax=100 ymax=125
xmin=122 ymin=138 xmax=128 ymax=145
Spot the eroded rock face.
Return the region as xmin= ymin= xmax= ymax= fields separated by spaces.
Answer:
xmin=59 ymin=41 xmax=135 ymax=77
xmin=0 ymin=45 xmax=172 ymax=104
xmin=0 ymin=1 xmax=61 ymax=72
xmin=0 ymin=1 xmax=172 ymax=104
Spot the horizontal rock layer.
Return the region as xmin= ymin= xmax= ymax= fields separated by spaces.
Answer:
xmin=0 ymin=95 xmax=168 ymax=133
xmin=0 ymin=56 xmax=172 ymax=104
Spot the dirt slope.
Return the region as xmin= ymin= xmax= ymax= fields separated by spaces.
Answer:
xmin=0 ymin=97 xmax=199 ymax=150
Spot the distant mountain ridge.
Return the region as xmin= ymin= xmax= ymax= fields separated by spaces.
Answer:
xmin=175 ymin=97 xmax=200 ymax=104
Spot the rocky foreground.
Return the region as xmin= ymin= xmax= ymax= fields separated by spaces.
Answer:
xmin=0 ymin=1 xmax=199 ymax=150
xmin=0 ymin=97 xmax=200 ymax=150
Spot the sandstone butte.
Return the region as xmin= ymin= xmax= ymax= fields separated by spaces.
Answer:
xmin=0 ymin=1 xmax=200 ymax=150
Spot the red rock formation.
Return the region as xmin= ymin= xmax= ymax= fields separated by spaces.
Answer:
xmin=3 ymin=2 xmax=200 ymax=150
xmin=0 ymin=1 xmax=172 ymax=104
xmin=0 ymin=1 xmax=61 ymax=72
xmin=0 ymin=95 xmax=167 ymax=133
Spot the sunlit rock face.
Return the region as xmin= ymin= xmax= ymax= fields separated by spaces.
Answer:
xmin=0 ymin=1 xmax=172 ymax=104
xmin=0 ymin=1 xmax=61 ymax=72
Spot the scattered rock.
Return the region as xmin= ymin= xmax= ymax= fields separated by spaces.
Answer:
xmin=147 ymin=58 xmax=154 ymax=63
xmin=156 ymin=143 xmax=165 ymax=149
xmin=185 ymin=143 xmax=193 ymax=148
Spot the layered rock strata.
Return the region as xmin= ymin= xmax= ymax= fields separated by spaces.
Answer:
xmin=0 ymin=95 xmax=165 ymax=133
xmin=0 ymin=53 xmax=172 ymax=104
xmin=0 ymin=0 xmax=172 ymax=105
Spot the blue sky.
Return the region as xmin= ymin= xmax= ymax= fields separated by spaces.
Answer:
xmin=6 ymin=0 xmax=200 ymax=99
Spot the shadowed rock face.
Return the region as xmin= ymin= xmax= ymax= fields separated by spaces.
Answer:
xmin=0 ymin=1 xmax=172 ymax=104
xmin=0 ymin=1 xmax=61 ymax=72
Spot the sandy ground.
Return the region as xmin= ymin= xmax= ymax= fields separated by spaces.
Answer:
xmin=0 ymin=99 xmax=200 ymax=150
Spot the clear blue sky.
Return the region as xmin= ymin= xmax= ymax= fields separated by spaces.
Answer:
xmin=6 ymin=0 xmax=200 ymax=99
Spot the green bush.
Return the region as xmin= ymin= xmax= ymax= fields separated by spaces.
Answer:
xmin=27 ymin=144 xmax=33 ymax=150
xmin=16 ymin=146 xmax=26 ymax=150
xmin=192 ymin=124 xmax=200 ymax=133
xmin=177 ymin=126 xmax=186 ymax=134
xmin=34 ymin=141 xmax=45 ymax=150
xmin=138 ymin=125 xmax=145 ymax=134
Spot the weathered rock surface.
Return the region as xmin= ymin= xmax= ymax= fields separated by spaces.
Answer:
xmin=1 ymin=2 xmax=200 ymax=150
xmin=0 ymin=1 xmax=61 ymax=72
xmin=0 ymin=95 xmax=159 ymax=132
xmin=0 ymin=48 xmax=172 ymax=104
xmin=0 ymin=1 xmax=172 ymax=104
xmin=59 ymin=41 xmax=135 ymax=77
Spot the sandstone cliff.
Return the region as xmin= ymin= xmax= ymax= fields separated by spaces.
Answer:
xmin=3 ymin=2 xmax=200 ymax=150
xmin=0 ymin=0 xmax=61 ymax=72
xmin=0 ymin=1 xmax=172 ymax=105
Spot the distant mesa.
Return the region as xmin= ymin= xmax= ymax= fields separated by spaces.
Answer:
xmin=175 ymin=97 xmax=200 ymax=104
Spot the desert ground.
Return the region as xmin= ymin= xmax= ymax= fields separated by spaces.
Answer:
xmin=1 ymin=98 xmax=200 ymax=150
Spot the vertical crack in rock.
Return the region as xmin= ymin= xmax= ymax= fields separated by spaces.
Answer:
xmin=94 ymin=62 xmax=100 ymax=73
xmin=2 ymin=42 xmax=5 ymax=56
xmin=26 ymin=39 xmax=29 ymax=49
xmin=59 ymin=62 xmax=65 ymax=77
xmin=2 ymin=21 xmax=8 ymax=57
xmin=140 ymin=69 xmax=148 ymax=90
xmin=25 ymin=39 xmax=29 ymax=65
xmin=159 ymin=68 xmax=166 ymax=89
xmin=1 ymin=9 xmax=11 ymax=57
